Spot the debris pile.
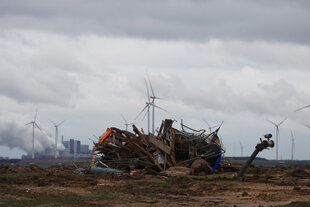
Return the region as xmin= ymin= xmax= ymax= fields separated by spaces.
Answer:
xmin=92 ymin=119 xmax=224 ymax=175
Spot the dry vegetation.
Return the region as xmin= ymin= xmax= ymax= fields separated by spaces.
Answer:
xmin=1 ymin=164 xmax=310 ymax=207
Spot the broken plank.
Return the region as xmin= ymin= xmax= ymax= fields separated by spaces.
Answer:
xmin=148 ymin=134 xmax=171 ymax=155
xmin=132 ymin=142 xmax=164 ymax=171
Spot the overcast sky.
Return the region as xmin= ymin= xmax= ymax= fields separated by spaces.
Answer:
xmin=1 ymin=0 xmax=310 ymax=160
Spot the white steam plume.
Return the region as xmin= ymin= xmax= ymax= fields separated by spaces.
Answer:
xmin=0 ymin=111 xmax=64 ymax=155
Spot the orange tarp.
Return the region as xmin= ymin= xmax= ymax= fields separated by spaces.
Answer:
xmin=98 ymin=128 xmax=113 ymax=144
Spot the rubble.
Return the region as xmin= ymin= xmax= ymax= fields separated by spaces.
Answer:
xmin=91 ymin=119 xmax=225 ymax=175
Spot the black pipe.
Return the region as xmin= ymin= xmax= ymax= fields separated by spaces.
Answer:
xmin=236 ymin=139 xmax=274 ymax=178
xmin=236 ymin=148 xmax=260 ymax=178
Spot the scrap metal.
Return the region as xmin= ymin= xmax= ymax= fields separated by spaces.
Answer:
xmin=236 ymin=134 xmax=274 ymax=178
xmin=91 ymin=119 xmax=225 ymax=174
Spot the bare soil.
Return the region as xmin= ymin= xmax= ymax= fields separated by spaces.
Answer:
xmin=0 ymin=163 xmax=310 ymax=207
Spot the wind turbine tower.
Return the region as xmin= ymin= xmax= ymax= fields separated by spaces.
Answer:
xmin=50 ymin=120 xmax=65 ymax=159
xmin=267 ymin=118 xmax=287 ymax=161
xmin=239 ymin=142 xmax=243 ymax=157
xmin=135 ymin=78 xmax=152 ymax=133
xmin=290 ymin=130 xmax=295 ymax=162
xmin=25 ymin=108 xmax=41 ymax=159
xmin=147 ymin=74 xmax=168 ymax=134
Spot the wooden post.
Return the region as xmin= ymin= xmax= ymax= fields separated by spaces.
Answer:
xmin=164 ymin=153 xmax=167 ymax=171
xmin=170 ymin=128 xmax=176 ymax=166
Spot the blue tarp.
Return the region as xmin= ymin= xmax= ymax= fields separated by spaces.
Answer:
xmin=90 ymin=166 xmax=123 ymax=174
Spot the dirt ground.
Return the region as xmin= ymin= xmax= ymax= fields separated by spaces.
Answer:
xmin=0 ymin=163 xmax=310 ymax=207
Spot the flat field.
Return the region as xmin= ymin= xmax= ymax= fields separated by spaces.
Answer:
xmin=0 ymin=164 xmax=310 ymax=207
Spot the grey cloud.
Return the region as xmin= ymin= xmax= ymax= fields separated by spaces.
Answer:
xmin=0 ymin=66 xmax=80 ymax=105
xmin=145 ymin=73 xmax=310 ymax=117
xmin=0 ymin=31 xmax=82 ymax=105
xmin=0 ymin=0 xmax=310 ymax=44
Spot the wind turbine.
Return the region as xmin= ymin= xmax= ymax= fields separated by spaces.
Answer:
xmin=25 ymin=108 xmax=41 ymax=159
xmin=121 ymin=114 xmax=135 ymax=131
xmin=135 ymin=78 xmax=152 ymax=133
xmin=50 ymin=120 xmax=65 ymax=159
xmin=267 ymin=117 xmax=287 ymax=161
xmin=290 ymin=130 xmax=295 ymax=162
xmin=147 ymin=74 xmax=169 ymax=134
xmin=239 ymin=142 xmax=243 ymax=157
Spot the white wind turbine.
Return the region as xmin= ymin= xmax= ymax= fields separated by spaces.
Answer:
xmin=121 ymin=114 xmax=135 ymax=131
xmin=50 ymin=120 xmax=65 ymax=159
xmin=267 ymin=117 xmax=287 ymax=161
xmin=135 ymin=78 xmax=152 ymax=133
xmin=147 ymin=74 xmax=169 ymax=134
xmin=25 ymin=108 xmax=41 ymax=159
xmin=239 ymin=142 xmax=244 ymax=157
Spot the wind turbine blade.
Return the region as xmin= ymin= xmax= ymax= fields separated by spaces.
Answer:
xmin=120 ymin=113 xmax=128 ymax=124
xmin=290 ymin=130 xmax=294 ymax=139
xmin=277 ymin=127 xmax=280 ymax=140
xmin=146 ymin=72 xmax=155 ymax=97
xmin=278 ymin=117 xmax=287 ymax=126
xmin=142 ymin=108 xmax=148 ymax=121
xmin=34 ymin=123 xmax=42 ymax=131
xmin=151 ymin=104 xmax=169 ymax=113
xmin=135 ymin=104 xmax=149 ymax=120
xmin=301 ymin=123 xmax=310 ymax=129
xmin=25 ymin=121 xmax=33 ymax=126
xmin=144 ymin=78 xmax=150 ymax=102
xmin=154 ymin=96 xmax=165 ymax=100
xmin=57 ymin=120 xmax=65 ymax=126
xmin=267 ymin=119 xmax=277 ymax=126
xmin=34 ymin=107 xmax=38 ymax=122
xmin=49 ymin=119 xmax=56 ymax=126
xmin=294 ymin=104 xmax=310 ymax=112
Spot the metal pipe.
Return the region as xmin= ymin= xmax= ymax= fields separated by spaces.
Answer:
xmin=236 ymin=134 xmax=274 ymax=178
xmin=236 ymin=148 xmax=260 ymax=178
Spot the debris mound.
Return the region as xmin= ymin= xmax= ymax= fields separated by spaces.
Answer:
xmin=91 ymin=119 xmax=224 ymax=175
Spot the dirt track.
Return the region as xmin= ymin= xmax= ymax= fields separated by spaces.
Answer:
xmin=1 ymin=164 xmax=310 ymax=207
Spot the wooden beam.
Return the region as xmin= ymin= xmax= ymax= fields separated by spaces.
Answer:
xmin=170 ymin=128 xmax=176 ymax=166
xmin=148 ymin=134 xmax=171 ymax=155
xmin=132 ymin=142 xmax=164 ymax=171
xmin=132 ymin=125 xmax=147 ymax=143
